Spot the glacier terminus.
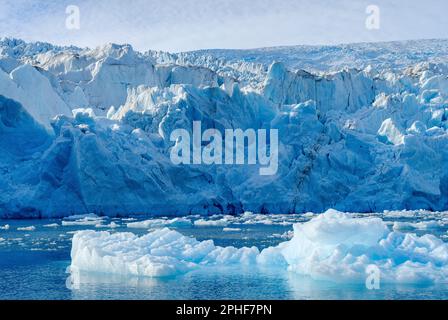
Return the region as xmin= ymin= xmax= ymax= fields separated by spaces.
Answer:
xmin=1 ymin=38 xmax=447 ymax=218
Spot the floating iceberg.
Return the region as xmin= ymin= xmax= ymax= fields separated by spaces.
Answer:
xmin=223 ymin=227 xmax=242 ymax=232
xmin=194 ymin=219 xmax=229 ymax=227
xmin=70 ymin=210 xmax=448 ymax=284
xmin=127 ymin=218 xmax=192 ymax=229
xmin=95 ymin=222 xmax=120 ymax=229
xmin=17 ymin=226 xmax=36 ymax=231
xmin=43 ymin=223 xmax=59 ymax=228
xmin=70 ymin=228 xmax=259 ymax=277
xmin=62 ymin=215 xmax=106 ymax=226
xmin=274 ymin=210 xmax=448 ymax=283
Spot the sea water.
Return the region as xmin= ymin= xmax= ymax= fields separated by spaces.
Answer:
xmin=1 ymin=212 xmax=447 ymax=300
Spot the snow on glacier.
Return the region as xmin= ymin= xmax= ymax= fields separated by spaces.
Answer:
xmin=69 ymin=209 xmax=448 ymax=283
xmin=0 ymin=38 xmax=448 ymax=217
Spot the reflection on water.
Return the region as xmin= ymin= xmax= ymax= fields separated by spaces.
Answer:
xmin=66 ymin=266 xmax=448 ymax=300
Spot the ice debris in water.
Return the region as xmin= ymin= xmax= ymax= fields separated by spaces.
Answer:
xmin=64 ymin=214 xmax=101 ymax=221
xmin=127 ymin=218 xmax=192 ymax=229
xmin=223 ymin=228 xmax=242 ymax=232
xmin=392 ymin=220 xmax=444 ymax=231
xmin=43 ymin=223 xmax=59 ymax=228
xmin=70 ymin=209 xmax=448 ymax=283
xmin=17 ymin=226 xmax=36 ymax=231
xmin=62 ymin=214 xmax=105 ymax=226
xmin=194 ymin=219 xmax=229 ymax=227
xmin=95 ymin=222 xmax=120 ymax=229
xmin=125 ymin=214 xmax=306 ymax=230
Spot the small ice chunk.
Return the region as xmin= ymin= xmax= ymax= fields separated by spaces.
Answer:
xmin=127 ymin=218 xmax=191 ymax=229
xmin=223 ymin=227 xmax=242 ymax=232
xmin=303 ymin=212 xmax=315 ymax=218
xmin=393 ymin=220 xmax=442 ymax=231
xmin=62 ymin=215 xmax=104 ymax=226
xmin=43 ymin=223 xmax=59 ymax=228
xmin=64 ymin=214 xmax=100 ymax=221
xmin=270 ymin=231 xmax=294 ymax=239
xmin=17 ymin=226 xmax=36 ymax=231
xmin=194 ymin=219 xmax=229 ymax=227
xmin=95 ymin=222 xmax=119 ymax=229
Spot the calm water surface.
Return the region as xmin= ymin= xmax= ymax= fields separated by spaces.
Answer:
xmin=0 ymin=215 xmax=447 ymax=300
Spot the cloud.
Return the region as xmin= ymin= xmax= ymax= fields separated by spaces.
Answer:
xmin=0 ymin=0 xmax=447 ymax=52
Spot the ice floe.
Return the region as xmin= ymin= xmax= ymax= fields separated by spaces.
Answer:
xmin=95 ymin=222 xmax=120 ymax=229
xmin=194 ymin=219 xmax=229 ymax=227
xmin=127 ymin=218 xmax=192 ymax=229
xmin=43 ymin=223 xmax=59 ymax=228
xmin=62 ymin=215 xmax=105 ymax=226
xmin=64 ymin=214 xmax=101 ymax=221
xmin=223 ymin=228 xmax=242 ymax=232
xmin=17 ymin=226 xmax=36 ymax=231
xmin=392 ymin=220 xmax=444 ymax=231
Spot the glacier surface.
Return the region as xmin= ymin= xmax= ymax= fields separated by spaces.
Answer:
xmin=69 ymin=209 xmax=448 ymax=283
xmin=0 ymin=38 xmax=448 ymax=217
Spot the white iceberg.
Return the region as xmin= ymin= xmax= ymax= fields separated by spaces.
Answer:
xmin=17 ymin=226 xmax=36 ymax=231
xmin=273 ymin=210 xmax=448 ymax=283
xmin=62 ymin=215 xmax=105 ymax=226
xmin=70 ymin=210 xmax=448 ymax=284
xmin=95 ymin=222 xmax=120 ymax=229
xmin=70 ymin=228 xmax=259 ymax=277
xmin=127 ymin=218 xmax=192 ymax=229
xmin=194 ymin=219 xmax=229 ymax=227
xmin=392 ymin=220 xmax=443 ymax=231
xmin=43 ymin=223 xmax=59 ymax=228
xmin=223 ymin=228 xmax=242 ymax=232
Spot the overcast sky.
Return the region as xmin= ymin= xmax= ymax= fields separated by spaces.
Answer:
xmin=0 ymin=0 xmax=447 ymax=52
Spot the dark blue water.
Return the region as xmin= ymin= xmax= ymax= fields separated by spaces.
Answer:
xmin=1 ymin=216 xmax=447 ymax=300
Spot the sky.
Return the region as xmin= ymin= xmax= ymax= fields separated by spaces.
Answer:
xmin=0 ymin=0 xmax=447 ymax=52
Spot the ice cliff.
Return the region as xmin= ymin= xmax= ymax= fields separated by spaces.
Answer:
xmin=1 ymin=38 xmax=447 ymax=218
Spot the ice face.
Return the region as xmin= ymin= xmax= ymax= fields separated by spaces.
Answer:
xmin=69 ymin=210 xmax=448 ymax=284
xmin=1 ymin=38 xmax=448 ymax=217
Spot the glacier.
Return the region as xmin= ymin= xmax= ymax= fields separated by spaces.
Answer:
xmin=69 ymin=209 xmax=448 ymax=284
xmin=0 ymin=38 xmax=448 ymax=217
